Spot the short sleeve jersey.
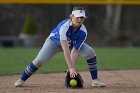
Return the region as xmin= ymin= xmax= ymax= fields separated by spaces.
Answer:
xmin=49 ymin=19 xmax=87 ymax=51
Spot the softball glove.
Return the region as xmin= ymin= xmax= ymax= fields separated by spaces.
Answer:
xmin=65 ymin=70 xmax=83 ymax=88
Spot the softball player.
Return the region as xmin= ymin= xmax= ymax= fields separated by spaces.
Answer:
xmin=14 ymin=7 xmax=105 ymax=87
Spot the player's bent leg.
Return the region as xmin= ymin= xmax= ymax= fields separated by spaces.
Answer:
xmin=78 ymin=43 xmax=106 ymax=87
xmin=87 ymin=57 xmax=105 ymax=87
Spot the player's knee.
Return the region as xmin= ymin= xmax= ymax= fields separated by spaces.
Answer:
xmin=87 ymin=47 xmax=96 ymax=59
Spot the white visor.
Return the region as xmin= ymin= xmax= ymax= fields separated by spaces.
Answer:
xmin=72 ymin=10 xmax=86 ymax=18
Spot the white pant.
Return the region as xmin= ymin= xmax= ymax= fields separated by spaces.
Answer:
xmin=33 ymin=38 xmax=96 ymax=67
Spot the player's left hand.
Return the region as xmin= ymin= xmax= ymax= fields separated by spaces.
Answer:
xmin=69 ymin=68 xmax=77 ymax=78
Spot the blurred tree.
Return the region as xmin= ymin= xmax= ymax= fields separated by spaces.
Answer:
xmin=21 ymin=13 xmax=37 ymax=35
xmin=19 ymin=13 xmax=38 ymax=47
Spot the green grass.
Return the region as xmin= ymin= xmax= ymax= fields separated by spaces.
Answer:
xmin=0 ymin=47 xmax=140 ymax=75
xmin=96 ymin=47 xmax=140 ymax=70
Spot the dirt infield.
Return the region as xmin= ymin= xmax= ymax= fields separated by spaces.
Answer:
xmin=0 ymin=70 xmax=140 ymax=93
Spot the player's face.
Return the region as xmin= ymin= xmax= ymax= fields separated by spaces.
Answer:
xmin=71 ymin=16 xmax=85 ymax=28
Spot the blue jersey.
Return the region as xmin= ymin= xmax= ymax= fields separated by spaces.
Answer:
xmin=49 ymin=19 xmax=87 ymax=51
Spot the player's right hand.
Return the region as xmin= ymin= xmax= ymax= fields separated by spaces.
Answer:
xmin=69 ymin=68 xmax=77 ymax=78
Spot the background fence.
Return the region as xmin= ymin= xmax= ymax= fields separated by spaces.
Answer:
xmin=0 ymin=0 xmax=140 ymax=47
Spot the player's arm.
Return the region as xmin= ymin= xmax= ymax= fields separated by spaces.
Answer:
xmin=71 ymin=47 xmax=79 ymax=66
xmin=60 ymin=40 xmax=77 ymax=78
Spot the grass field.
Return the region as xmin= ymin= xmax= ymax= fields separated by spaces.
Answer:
xmin=0 ymin=47 xmax=140 ymax=75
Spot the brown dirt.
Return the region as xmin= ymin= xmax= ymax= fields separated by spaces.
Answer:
xmin=0 ymin=70 xmax=140 ymax=93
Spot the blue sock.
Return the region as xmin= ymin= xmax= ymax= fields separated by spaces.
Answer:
xmin=87 ymin=56 xmax=98 ymax=80
xmin=21 ymin=63 xmax=38 ymax=81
